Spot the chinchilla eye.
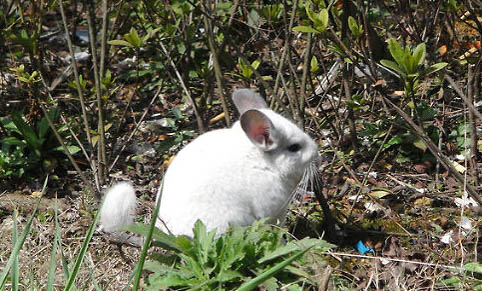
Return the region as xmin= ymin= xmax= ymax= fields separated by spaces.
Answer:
xmin=287 ymin=143 xmax=301 ymax=152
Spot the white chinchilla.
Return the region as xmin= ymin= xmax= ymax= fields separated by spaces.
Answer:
xmin=100 ymin=88 xmax=319 ymax=237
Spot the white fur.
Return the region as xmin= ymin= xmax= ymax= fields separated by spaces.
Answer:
xmin=155 ymin=89 xmax=318 ymax=236
xmin=101 ymin=89 xmax=319 ymax=237
xmin=99 ymin=182 xmax=137 ymax=232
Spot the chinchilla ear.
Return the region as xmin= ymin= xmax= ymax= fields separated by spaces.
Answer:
xmin=232 ymin=88 xmax=268 ymax=115
xmin=240 ymin=109 xmax=280 ymax=151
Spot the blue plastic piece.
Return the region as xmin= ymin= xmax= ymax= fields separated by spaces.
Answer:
xmin=356 ymin=240 xmax=374 ymax=254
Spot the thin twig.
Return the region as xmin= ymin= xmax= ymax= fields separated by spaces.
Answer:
xmin=109 ymin=85 xmax=164 ymax=172
xmin=58 ymin=0 xmax=94 ymax=148
xmin=272 ymin=0 xmax=299 ymax=105
xmin=37 ymin=101 xmax=97 ymax=198
xmin=380 ymin=94 xmax=482 ymax=205
xmin=158 ymin=40 xmax=205 ymax=132
xmin=327 ymin=252 xmax=464 ymax=272
xmin=467 ymin=63 xmax=480 ymax=185
xmin=86 ymin=0 xmax=107 ymax=184
xmin=444 ymin=74 xmax=482 ymax=121
xmin=299 ymin=32 xmax=312 ymax=125
xmin=203 ymin=0 xmax=230 ymax=127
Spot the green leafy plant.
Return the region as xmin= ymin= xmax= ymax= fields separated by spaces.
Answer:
xmin=310 ymin=56 xmax=320 ymax=73
xmin=154 ymin=108 xmax=195 ymax=155
xmin=108 ymin=27 xmax=158 ymax=49
xmin=380 ymin=39 xmax=448 ymax=97
xmin=260 ymin=4 xmax=284 ymax=24
xmin=293 ymin=5 xmax=329 ymax=34
xmin=10 ymin=64 xmax=41 ymax=84
xmin=437 ymin=262 xmax=482 ymax=290
xmin=360 ymin=103 xmax=440 ymax=163
xmin=0 ymin=108 xmax=80 ymax=180
xmin=448 ymin=123 xmax=471 ymax=157
xmin=348 ymin=16 xmax=363 ymax=39
xmin=127 ymin=219 xmax=334 ymax=290
xmin=67 ymin=74 xmax=87 ymax=93
xmin=8 ymin=28 xmax=39 ymax=56
xmin=237 ymin=58 xmax=261 ymax=81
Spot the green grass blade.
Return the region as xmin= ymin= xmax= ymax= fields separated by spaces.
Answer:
xmin=55 ymin=203 xmax=75 ymax=290
xmin=0 ymin=198 xmax=42 ymax=287
xmin=131 ymin=181 xmax=164 ymax=290
xmin=63 ymin=198 xmax=104 ymax=291
xmin=88 ymin=260 xmax=103 ymax=291
xmin=11 ymin=209 xmax=19 ymax=291
xmin=55 ymin=209 xmax=75 ymax=290
xmin=60 ymin=248 xmax=75 ymax=290
xmin=236 ymin=246 xmax=313 ymax=291
xmin=46 ymin=196 xmax=60 ymax=291
xmin=28 ymin=262 xmax=35 ymax=289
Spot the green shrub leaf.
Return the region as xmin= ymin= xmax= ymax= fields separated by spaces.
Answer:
xmin=292 ymin=26 xmax=320 ymax=34
xmin=380 ymin=59 xmax=405 ymax=76
xmin=424 ymin=62 xmax=448 ymax=75
xmin=464 ymin=262 xmax=482 ymax=274
xmin=11 ymin=112 xmax=42 ymax=155
xmin=107 ymin=40 xmax=133 ymax=47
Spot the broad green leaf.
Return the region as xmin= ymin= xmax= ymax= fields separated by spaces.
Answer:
xmin=261 ymin=277 xmax=278 ymax=290
xmin=124 ymin=28 xmax=142 ymax=48
xmin=310 ymin=56 xmax=319 ymax=72
xmin=380 ymin=59 xmax=405 ymax=77
xmin=396 ymin=152 xmax=410 ymax=163
xmin=107 ymin=39 xmax=133 ymax=47
xmin=175 ymin=235 xmax=193 ymax=252
xmin=386 ymin=136 xmax=402 ymax=146
xmin=251 ymin=59 xmax=261 ymax=70
xmin=237 ymin=246 xmax=313 ymax=291
xmin=317 ymin=9 xmax=329 ymax=32
xmin=348 ymin=16 xmax=362 ymax=38
xmin=412 ymin=43 xmax=426 ymax=66
xmin=38 ymin=108 xmax=59 ymax=139
xmin=154 ymin=272 xmax=191 ymax=287
xmin=122 ymin=223 xmax=181 ymax=252
xmin=424 ymin=62 xmax=448 ymax=75
xmin=292 ymin=25 xmax=320 ymax=33
xmin=413 ymin=138 xmax=427 ymax=151
xmin=303 ymin=6 xmax=329 ymax=32
xmin=53 ymin=145 xmax=81 ymax=155
xmin=464 ymin=262 xmax=482 ymax=274
xmin=143 ymin=27 xmax=162 ymax=43
xmin=305 ymin=6 xmax=317 ymax=24
xmin=192 ymin=220 xmax=217 ymax=265
xmin=438 ymin=276 xmax=461 ymax=286
xmin=11 ymin=112 xmax=42 ymax=155
xmin=0 ymin=117 xmax=20 ymax=134
xmin=387 ymin=38 xmax=408 ymax=73
xmin=216 ymin=269 xmax=243 ymax=283
xmin=259 ymin=238 xmax=332 ymax=263
xmin=1 ymin=137 xmax=25 ymax=147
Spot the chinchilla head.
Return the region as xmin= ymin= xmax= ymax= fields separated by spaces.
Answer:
xmin=232 ymin=89 xmax=319 ymax=188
